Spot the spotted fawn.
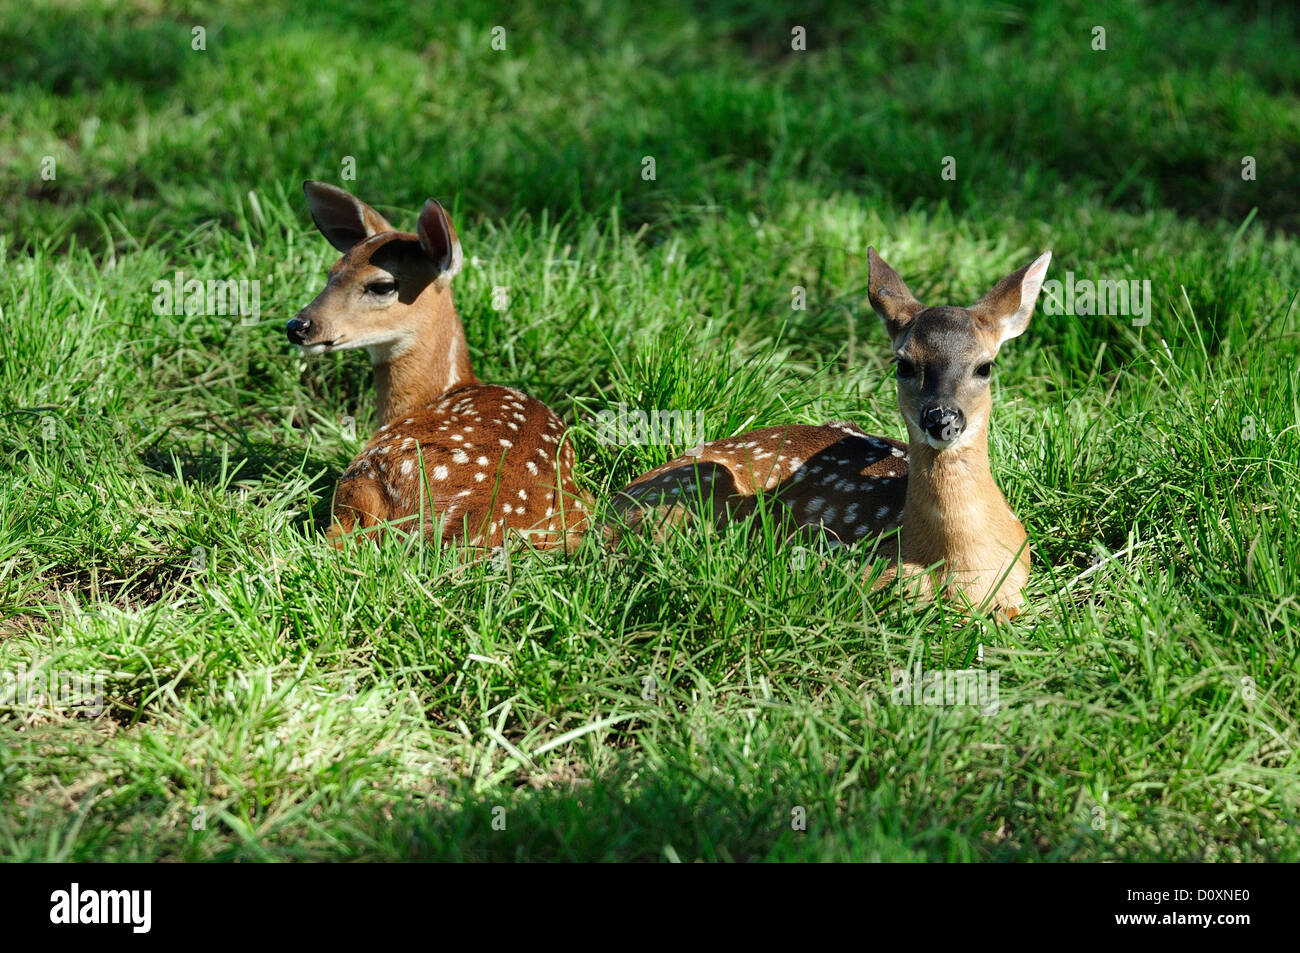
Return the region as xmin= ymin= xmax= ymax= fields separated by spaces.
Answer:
xmin=288 ymin=181 xmax=590 ymax=550
xmin=612 ymin=247 xmax=1052 ymax=616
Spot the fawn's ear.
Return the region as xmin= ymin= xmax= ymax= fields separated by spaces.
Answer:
xmin=867 ymin=247 xmax=924 ymax=343
xmin=970 ymin=251 xmax=1052 ymax=345
xmin=303 ymin=181 xmax=395 ymax=253
xmin=417 ymin=199 xmax=464 ymax=283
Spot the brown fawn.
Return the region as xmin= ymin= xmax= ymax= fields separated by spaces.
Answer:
xmin=288 ymin=181 xmax=589 ymax=550
xmin=611 ymin=247 xmax=1051 ymax=616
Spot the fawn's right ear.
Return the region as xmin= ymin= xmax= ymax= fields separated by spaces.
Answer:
xmin=302 ymin=181 xmax=395 ymax=253
xmin=416 ymin=199 xmax=464 ymax=284
xmin=867 ymin=247 xmax=924 ymax=343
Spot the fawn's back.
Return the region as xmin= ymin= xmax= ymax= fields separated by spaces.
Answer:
xmin=612 ymin=422 xmax=908 ymax=546
xmin=338 ymin=383 xmax=585 ymax=548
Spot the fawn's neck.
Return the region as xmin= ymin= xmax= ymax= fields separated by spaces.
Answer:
xmin=902 ymin=431 xmax=1013 ymax=556
xmin=370 ymin=291 xmax=479 ymax=425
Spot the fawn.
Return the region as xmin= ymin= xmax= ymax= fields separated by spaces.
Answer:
xmin=611 ymin=247 xmax=1051 ymax=616
xmin=288 ymin=181 xmax=589 ymax=550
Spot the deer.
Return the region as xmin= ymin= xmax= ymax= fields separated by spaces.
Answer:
xmin=287 ymin=181 xmax=590 ymax=551
xmin=610 ymin=247 xmax=1052 ymax=617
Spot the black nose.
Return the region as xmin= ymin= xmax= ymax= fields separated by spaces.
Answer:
xmin=286 ymin=315 xmax=312 ymax=344
xmin=922 ymin=406 xmax=965 ymax=442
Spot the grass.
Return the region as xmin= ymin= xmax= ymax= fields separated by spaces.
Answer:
xmin=1 ymin=0 xmax=1298 ymax=861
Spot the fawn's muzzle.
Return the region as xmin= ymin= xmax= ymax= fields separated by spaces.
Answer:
xmin=286 ymin=315 xmax=313 ymax=344
xmin=922 ymin=405 xmax=965 ymax=443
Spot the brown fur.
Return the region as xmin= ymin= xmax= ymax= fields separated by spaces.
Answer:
xmin=292 ymin=182 xmax=590 ymax=551
xmin=868 ymin=246 xmax=1049 ymax=615
xmin=612 ymin=246 xmax=1051 ymax=616
xmin=611 ymin=422 xmax=908 ymax=549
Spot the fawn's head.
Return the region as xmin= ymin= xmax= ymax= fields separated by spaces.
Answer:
xmin=867 ymin=247 xmax=1051 ymax=452
xmin=288 ymin=181 xmax=463 ymax=362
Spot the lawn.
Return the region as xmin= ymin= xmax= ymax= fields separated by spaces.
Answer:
xmin=1 ymin=0 xmax=1297 ymax=861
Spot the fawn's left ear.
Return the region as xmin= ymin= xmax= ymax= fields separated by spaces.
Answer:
xmin=970 ymin=251 xmax=1052 ymax=345
xmin=417 ymin=199 xmax=464 ymax=284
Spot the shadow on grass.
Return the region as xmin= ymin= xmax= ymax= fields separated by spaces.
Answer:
xmin=0 ymin=6 xmax=191 ymax=95
xmin=7 ymin=0 xmax=1299 ymax=245
xmin=191 ymin=761 xmax=1193 ymax=862
xmin=140 ymin=436 xmax=340 ymax=536
xmin=220 ymin=766 xmax=967 ymax=862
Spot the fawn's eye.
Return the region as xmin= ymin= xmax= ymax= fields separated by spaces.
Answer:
xmin=896 ymin=358 xmax=917 ymax=379
xmin=366 ymin=279 xmax=398 ymax=296
xmin=974 ymin=362 xmax=994 ymax=379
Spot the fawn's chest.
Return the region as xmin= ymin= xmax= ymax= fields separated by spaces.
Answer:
xmin=899 ymin=455 xmax=1030 ymax=605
